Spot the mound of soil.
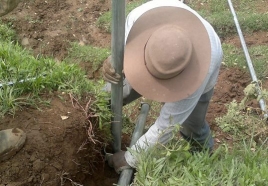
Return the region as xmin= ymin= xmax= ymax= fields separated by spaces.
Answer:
xmin=0 ymin=68 xmax=251 ymax=186
xmin=0 ymin=0 xmax=266 ymax=185
xmin=0 ymin=93 xmax=118 ymax=186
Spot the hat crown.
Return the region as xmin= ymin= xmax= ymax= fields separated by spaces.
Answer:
xmin=144 ymin=25 xmax=193 ymax=80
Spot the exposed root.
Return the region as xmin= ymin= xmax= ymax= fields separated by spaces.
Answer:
xmin=69 ymin=93 xmax=98 ymax=144
xmin=60 ymin=171 xmax=83 ymax=186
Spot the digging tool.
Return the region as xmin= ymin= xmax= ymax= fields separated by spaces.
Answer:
xmin=117 ymin=101 xmax=150 ymax=185
xmin=105 ymin=101 xmax=150 ymax=185
xmin=228 ymin=0 xmax=268 ymax=119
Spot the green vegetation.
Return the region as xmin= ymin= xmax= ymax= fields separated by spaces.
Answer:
xmin=97 ymin=0 xmax=268 ymax=39
xmin=222 ymin=43 xmax=247 ymax=68
xmin=0 ymin=21 xmax=17 ymax=41
xmin=1 ymin=0 xmax=268 ymax=185
xmin=0 ymin=40 xmax=90 ymax=115
xmin=126 ymin=1 xmax=268 ymax=185
xmin=66 ymin=42 xmax=110 ymax=73
xmin=188 ymin=0 xmax=268 ymax=37
xmin=222 ymin=44 xmax=268 ymax=79
xmin=207 ymin=12 xmax=268 ymax=38
xmin=0 ymin=24 xmax=111 ymax=132
xmin=134 ymin=136 xmax=268 ymax=185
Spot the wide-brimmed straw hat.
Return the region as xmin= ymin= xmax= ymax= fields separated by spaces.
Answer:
xmin=124 ymin=6 xmax=211 ymax=102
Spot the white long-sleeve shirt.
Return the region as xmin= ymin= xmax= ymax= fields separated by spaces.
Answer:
xmin=124 ymin=0 xmax=223 ymax=167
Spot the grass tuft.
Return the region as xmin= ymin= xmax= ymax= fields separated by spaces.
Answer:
xmin=134 ymin=136 xmax=268 ymax=185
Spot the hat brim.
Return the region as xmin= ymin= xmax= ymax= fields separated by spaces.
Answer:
xmin=124 ymin=7 xmax=211 ymax=102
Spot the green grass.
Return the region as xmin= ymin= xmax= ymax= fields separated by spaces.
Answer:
xmin=133 ymin=135 xmax=268 ymax=186
xmin=222 ymin=43 xmax=247 ymax=68
xmin=215 ymin=99 xmax=267 ymax=140
xmin=0 ymin=41 xmax=91 ymax=93
xmin=109 ymin=1 xmax=268 ymax=185
xmin=222 ymin=44 xmax=268 ymax=80
xmin=185 ymin=1 xmax=268 ymax=38
xmin=0 ymin=41 xmax=90 ymax=116
xmin=0 ymin=21 xmax=17 ymax=41
xmin=0 ymin=23 xmax=113 ymax=139
xmin=206 ymin=12 xmax=268 ymax=38
xmin=97 ymin=0 xmax=268 ymax=38
xmin=190 ymin=0 xmax=268 ymax=39
xmin=1 ymin=0 xmax=268 ymax=185
xmin=0 ymin=25 xmax=111 ymax=127
xmin=65 ymin=42 xmax=110 ymax=73
xmin=248 ymin=45 xmax=268 ymax=80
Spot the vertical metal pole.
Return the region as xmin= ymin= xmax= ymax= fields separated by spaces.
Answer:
xmin=111 ymin=0 xmax=125 ymax=153
xmin=227 ymin=0 xmax=268 ymax=119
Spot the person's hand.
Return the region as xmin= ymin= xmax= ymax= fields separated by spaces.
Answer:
xmin=0 ymin=0 xmax=21 ymax=17
xmin=107 ymin=151 xmax=131 ymax=174
xmin=102 ymin=56 xmax=121 ymax=84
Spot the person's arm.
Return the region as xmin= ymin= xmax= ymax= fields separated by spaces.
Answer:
xmin=125 ymin=84 xmax=206 ymax=167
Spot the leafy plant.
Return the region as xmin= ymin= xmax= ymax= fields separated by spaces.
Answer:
xmin=134 ymin=137 xmax=268 ymax=185
xmin=0 ymin=86 xmax=27 ymax=117
xmin=216 ymin=100 xmax=246 ymax=135
xmin=190 ymin=1 xmax=268 ymax=38
xmin=0 ymin=21 xmax=17 ymax=41
xmin=90 ymin=81 xmax=112 ymax=130
xmin=65 ymin=42 xmax=110 ymax=74
xmin=216 ymin=83 xmax=268 ymax=140
xmin=0 ymin=40 xmax=95 ymax=116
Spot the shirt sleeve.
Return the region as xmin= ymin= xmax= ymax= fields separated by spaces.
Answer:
xmin=124 ymin=0 xmax=223 ymax=168
xmin=125 ymin=78 xmax=208 ymax=167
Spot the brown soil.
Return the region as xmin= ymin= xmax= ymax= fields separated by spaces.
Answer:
xmin=0 ymin=0 xmax=267 ymax=185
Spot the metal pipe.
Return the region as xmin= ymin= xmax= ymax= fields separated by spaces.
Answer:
xmin=0 ymin=77 xmax=35 ymax=88
xmin=111 ymin=0 xmax=125 ymax=153
xmin=227 ymin=0 xmax=268 ymax=119
xmin=118 ymin=102 xmax=150 ymax=186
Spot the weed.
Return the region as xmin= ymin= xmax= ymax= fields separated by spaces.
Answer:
xmin=1 ymin=0 xmax=268 ymax=184
xmin=0 ymin=39 xmax=94 ymax=116
xmin=65 ymin=42 xmax=110 ymax=74
xmin=248 ymin=45 xmax=268 ymax=79
xmin=90 ymin=81 xmax=112 ymax=130
xmin=96 ymin=11 xmax=111 ymax=33
xmin=216 ymin=83 xmax=268 ymax=141
xmin=216 ymin=100 xmax=247 ymax=136
xmin=222 ymin=44 xmax=268 ymax=80
xmin=0 ymin=86 xmax=28 ymax=117
xmin=222 ymin=43 xmax=247 ymax=68
xmin=0 ymin=21 xmax=17 ymax=41
xmin=134 ymin=137 xmax=268 ymax=185
xmin=189 ymin=1 xmax=268 ymax=38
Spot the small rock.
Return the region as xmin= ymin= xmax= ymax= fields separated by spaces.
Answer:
xmin=33 ymin=159 xmax=45 ymax=172
xmin=13 ymin=166 xmax=20 ymax=174
xmin=30 ymin=154 xmax=36 ymax=162
xmin=52 ymin=162 xmax=62 ymax=170
xmin=28 ymin=176 xmax=34 ymax=183
xmin=21 ymin=37 xmax=30 ymax=46
xmin=41 ymin=173 xmax=50 ymax=182
xmin=78 ymin=40 xmax=85 ymax=46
